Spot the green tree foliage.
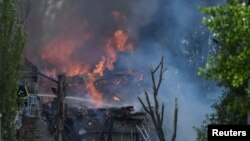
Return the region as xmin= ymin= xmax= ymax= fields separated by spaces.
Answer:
xmin=0 ymin=0 xmax=25 ymax=140
xmin=198 ymin=0 xmax=250 ymax=88
xmin=198 ymin=0 xmax=250 ymax=117
xmin=196 ymin=1 xmax=250 ymax=140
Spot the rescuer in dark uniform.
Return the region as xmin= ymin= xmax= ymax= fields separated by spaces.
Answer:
xmin=17 ymin=82 xmax=28 ymax=108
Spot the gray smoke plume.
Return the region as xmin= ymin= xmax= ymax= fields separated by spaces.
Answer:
xmin=25 ymin=0 xmax=226 ymax=141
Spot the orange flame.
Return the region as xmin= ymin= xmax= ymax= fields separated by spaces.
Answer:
xmin=104 ymin=29 xmax=133 ymax=70
xmin=113 ymin=96 xmax=121 ymax=102
xmin=105 ymin=40 xmax=117 ymax=70
xmin=86 ymin=81 xmax=103 ymax=106
xmin=114 ymin=30 xmax=128 ymax=52
xmin=39 ymin=20 xmax=133 ymax=106
xmin=85 ymin=57 xmax=107 ymax=106
xmin=85 ymin=29 xmax=133 ymax=105
xmin=93 ymin=57 xmax=106 ymax=76
xmin=40 ymin=35 xmax=90 ymax=77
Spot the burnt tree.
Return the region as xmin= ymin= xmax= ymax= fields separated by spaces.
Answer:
xmin=138 ymin=57 xmax=178 ymax=141
xmin=172 ymin=98 xmax=178 ymax=141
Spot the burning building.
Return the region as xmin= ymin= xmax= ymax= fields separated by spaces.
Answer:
xmin=25 ymin=0 xmax=150 ymax=107
xmin=38 ymin=67 xmax=152 ymax=141
xmin=17 ymin=58 xmax=154 ymax=141
xmin=21 ymin=1 xmax=160 ymax=140
xmin=20 ymin=67 xmax=152 ymax=141
xmin=42 ymin=101 xmax=152 ymax=141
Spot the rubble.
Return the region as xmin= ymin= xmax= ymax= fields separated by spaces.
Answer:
xmin=42 ymin=100 xmax=149 ymax=141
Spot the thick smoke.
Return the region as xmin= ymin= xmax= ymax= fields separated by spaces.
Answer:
xmin=25 ymin=0 xmax=226 ymax=141
xmin=25 ymin=0 xmax=158 ymax=71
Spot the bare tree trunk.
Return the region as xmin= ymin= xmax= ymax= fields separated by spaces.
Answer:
xmin=171 ymin=98 xmax=178 ymax=141
xmin=138 ymin=57 xmax=178 ymax=141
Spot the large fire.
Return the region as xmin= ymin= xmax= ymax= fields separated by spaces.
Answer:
xmin=39 ymin=12 xmax=134 ymax=106
xmin=27 ymin=0 xmax=143 ymax=106
xmin=40 ymin=34 xmax=91 ymax=77
xmin=86 ymin=29 xmax=133 ymax=105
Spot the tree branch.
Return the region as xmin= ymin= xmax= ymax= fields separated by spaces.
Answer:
xmin=138 ymin=57 xmax=170 ymax=141
xmin=138 ymin=97 xmax=150 ymax=113
xmin=160 ymin=103 xmax=165 ymax=126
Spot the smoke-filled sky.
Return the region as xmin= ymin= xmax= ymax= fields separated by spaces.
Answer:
xmin=25 ymin=0 xmax=226 ymax=141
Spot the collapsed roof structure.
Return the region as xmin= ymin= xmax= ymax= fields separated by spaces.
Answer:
xmin=42 ymin=100 xmax=152 ymax=141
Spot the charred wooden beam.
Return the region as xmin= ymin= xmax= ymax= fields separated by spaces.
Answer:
xmin=56 ymin=74 xmax=66 ymax=141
